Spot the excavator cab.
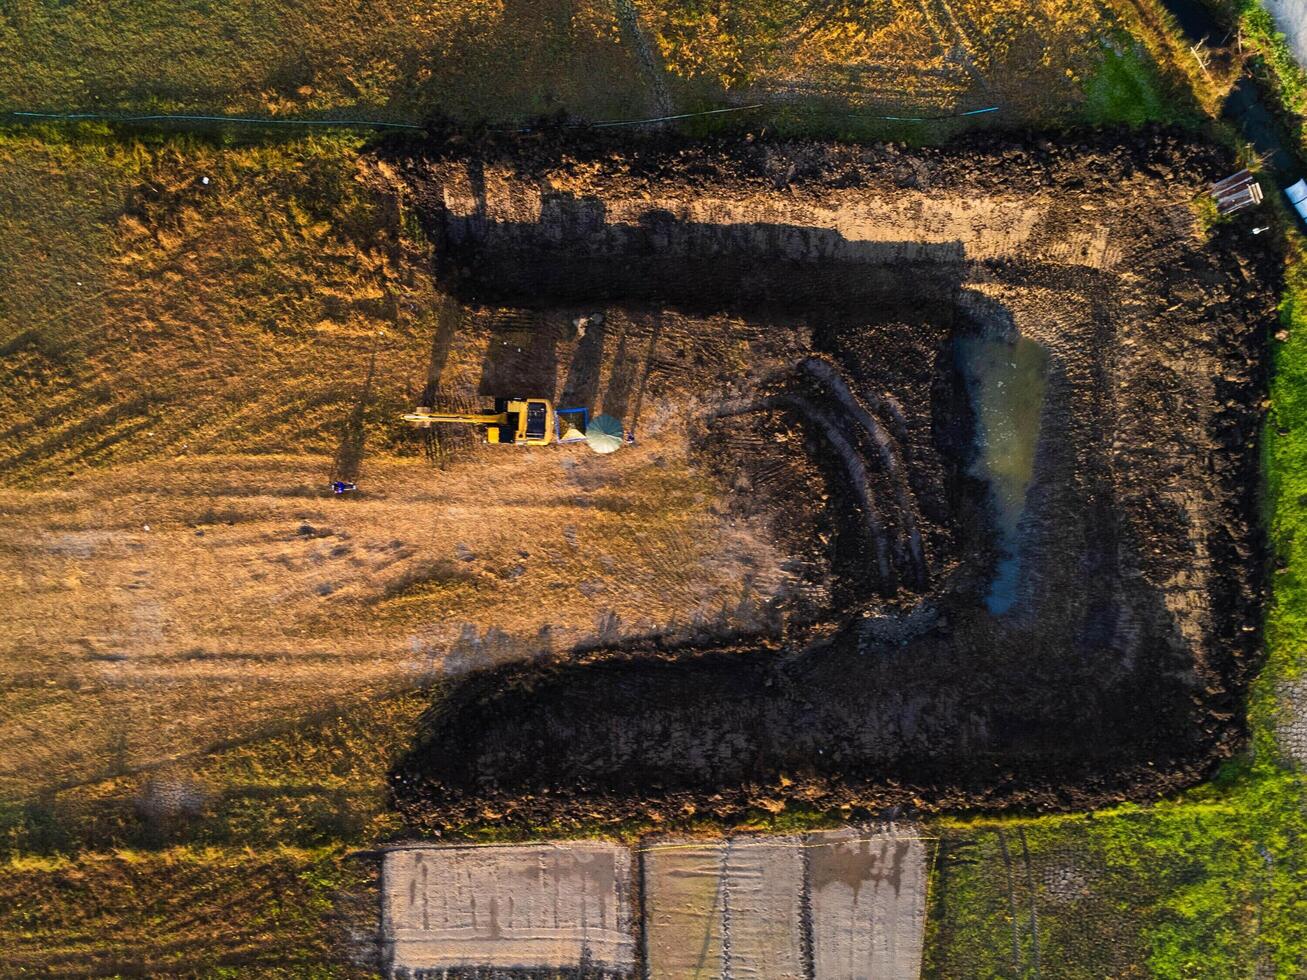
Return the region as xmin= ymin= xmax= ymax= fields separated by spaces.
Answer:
xmin=490 ymin=398 xmax=555 ymax=446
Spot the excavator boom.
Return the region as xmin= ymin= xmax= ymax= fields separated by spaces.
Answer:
xmin=401 ymin=411 xmax=506 ymax=427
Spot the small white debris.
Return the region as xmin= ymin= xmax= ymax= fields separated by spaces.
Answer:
xmin=143 ymin=524 xmax=151 ymax=531
xmin=201 ymin=176 xmax=210 ymax=185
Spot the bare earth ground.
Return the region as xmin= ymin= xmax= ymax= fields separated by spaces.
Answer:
xmin=3 ymin=1 xmax=1303 ymax=976
xmin=388 ymin=127 xmax=1276 ymax=831
xmin=0 ymin=131 xmax=865 ymax=803
xmin=2 ymin=315 xmax=814 ymax=799
xmin=0 ymin=0 xmax=1174 ymax=817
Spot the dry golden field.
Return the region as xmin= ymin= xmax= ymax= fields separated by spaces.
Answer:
xmin=1 ymin=0 xmax=1165 ymax=127
xmin=0 ymin=0 xmax=1223 ymax=973
xmin=1 ymin=133 xmax=826 ymax=807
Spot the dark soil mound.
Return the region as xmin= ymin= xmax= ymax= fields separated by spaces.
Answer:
xmin=384 ymin=126 xmax=1277 ymax=832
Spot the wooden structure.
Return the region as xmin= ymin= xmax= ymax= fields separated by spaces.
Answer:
xmin=1210 ymin=169 xmax=1263 ymax=215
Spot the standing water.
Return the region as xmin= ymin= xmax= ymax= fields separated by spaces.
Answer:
xmin=955 ymin=332 xmax=1049 ymax=614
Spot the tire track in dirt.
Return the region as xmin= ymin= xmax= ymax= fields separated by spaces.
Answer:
xmin=709 ymin=393 xmax=893 ymax=583
xmin=613 ymin=0 xmax=674 ymax=119
xmin=800 ymin=356 xmax=926 ymax=586
xmin=913 ymin=0 xmax=989 ymax=90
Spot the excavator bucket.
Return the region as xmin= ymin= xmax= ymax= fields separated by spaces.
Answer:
xmin=556 ymin=407 xmax=589 ymax=443
xmin=403 ymin=406 xmax=435 ymax=428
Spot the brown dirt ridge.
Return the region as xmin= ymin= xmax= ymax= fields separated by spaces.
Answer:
xmin=384 ymin=125 xmax=1277 ymax=834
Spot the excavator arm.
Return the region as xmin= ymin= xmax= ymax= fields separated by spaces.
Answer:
xmin=401 ymin=408 xmax=507 ymax=428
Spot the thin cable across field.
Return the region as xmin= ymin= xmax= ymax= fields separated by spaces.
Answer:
xmin=6 ymin=109 xmax=424 ymax=129
xmin=5 ymin=102 xmax=1001 ymax=132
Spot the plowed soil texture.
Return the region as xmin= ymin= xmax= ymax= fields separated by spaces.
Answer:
xmin=384 ymin=126 xmax=1277 ymax=833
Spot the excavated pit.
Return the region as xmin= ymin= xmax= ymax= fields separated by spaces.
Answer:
xmin=383 ymin=127 xmax=1276 ymax=831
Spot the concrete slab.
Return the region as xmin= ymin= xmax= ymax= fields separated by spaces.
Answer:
xmin=806 ymin=828 xmax=927 ymax=980
xmin=642 ymin=837 xmax=806 ymax=979
xmin=382 ymin=842 xmax=636 ymax=975
xmin=1278 ymin=677 xmax=1307 ymax=767
xmin=380 ymin=828 xmax=925 ymax=978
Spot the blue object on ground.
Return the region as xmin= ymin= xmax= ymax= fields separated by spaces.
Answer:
xmin=556 ymin=407 xmax=590 ymax=443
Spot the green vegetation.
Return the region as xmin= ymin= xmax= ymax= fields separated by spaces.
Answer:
xmin=927 ymin=763 xmax=1307 ymax=977
xmin=0 ymin=691 xmax=426 ymax=971
xmin=1083 ymin=37 xmax=1177 ymax=126
xmin=0 ymin=0 xmax=1179 ymax=137
xmin=1242 ymin=3 xmax=1307 ymax=112
xmin=1217 ymin=0 xmax=1307 ymax=116
xmin=1201 ymin=0 xmax=1307 ymax=162
xmin=1191 ymin=190 xmax=1232 ymax=240
xmin=1264 ymin=265 xmax=1307 ymax=690
xmin=0 ymin=843 xmax=373 ymax=975
xmin=2 ymin=690 xmax=428 ymax=856
xmin=0 ymin=0 xmax=652 ymax=123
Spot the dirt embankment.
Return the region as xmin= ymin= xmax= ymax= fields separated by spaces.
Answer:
xmin=383 ymin=127 xmax=1277 ymax=832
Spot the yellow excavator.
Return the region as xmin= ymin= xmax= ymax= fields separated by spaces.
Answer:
xmin=401 ymin=397 xmax=558 ymax=445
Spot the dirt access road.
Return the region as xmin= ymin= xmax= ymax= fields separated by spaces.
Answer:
xmin=389 ymin=126 xmax=1276 ymax=831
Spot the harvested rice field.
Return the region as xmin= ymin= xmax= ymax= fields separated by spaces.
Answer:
xmin=0 ymin=0 xmax=1164 ymax=129
xmin=6 ymin=0 xmax=1307 ymax=974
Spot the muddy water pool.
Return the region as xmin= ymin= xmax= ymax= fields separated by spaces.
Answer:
xmin=954 ymin=331 xmax=1049 ymax=614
